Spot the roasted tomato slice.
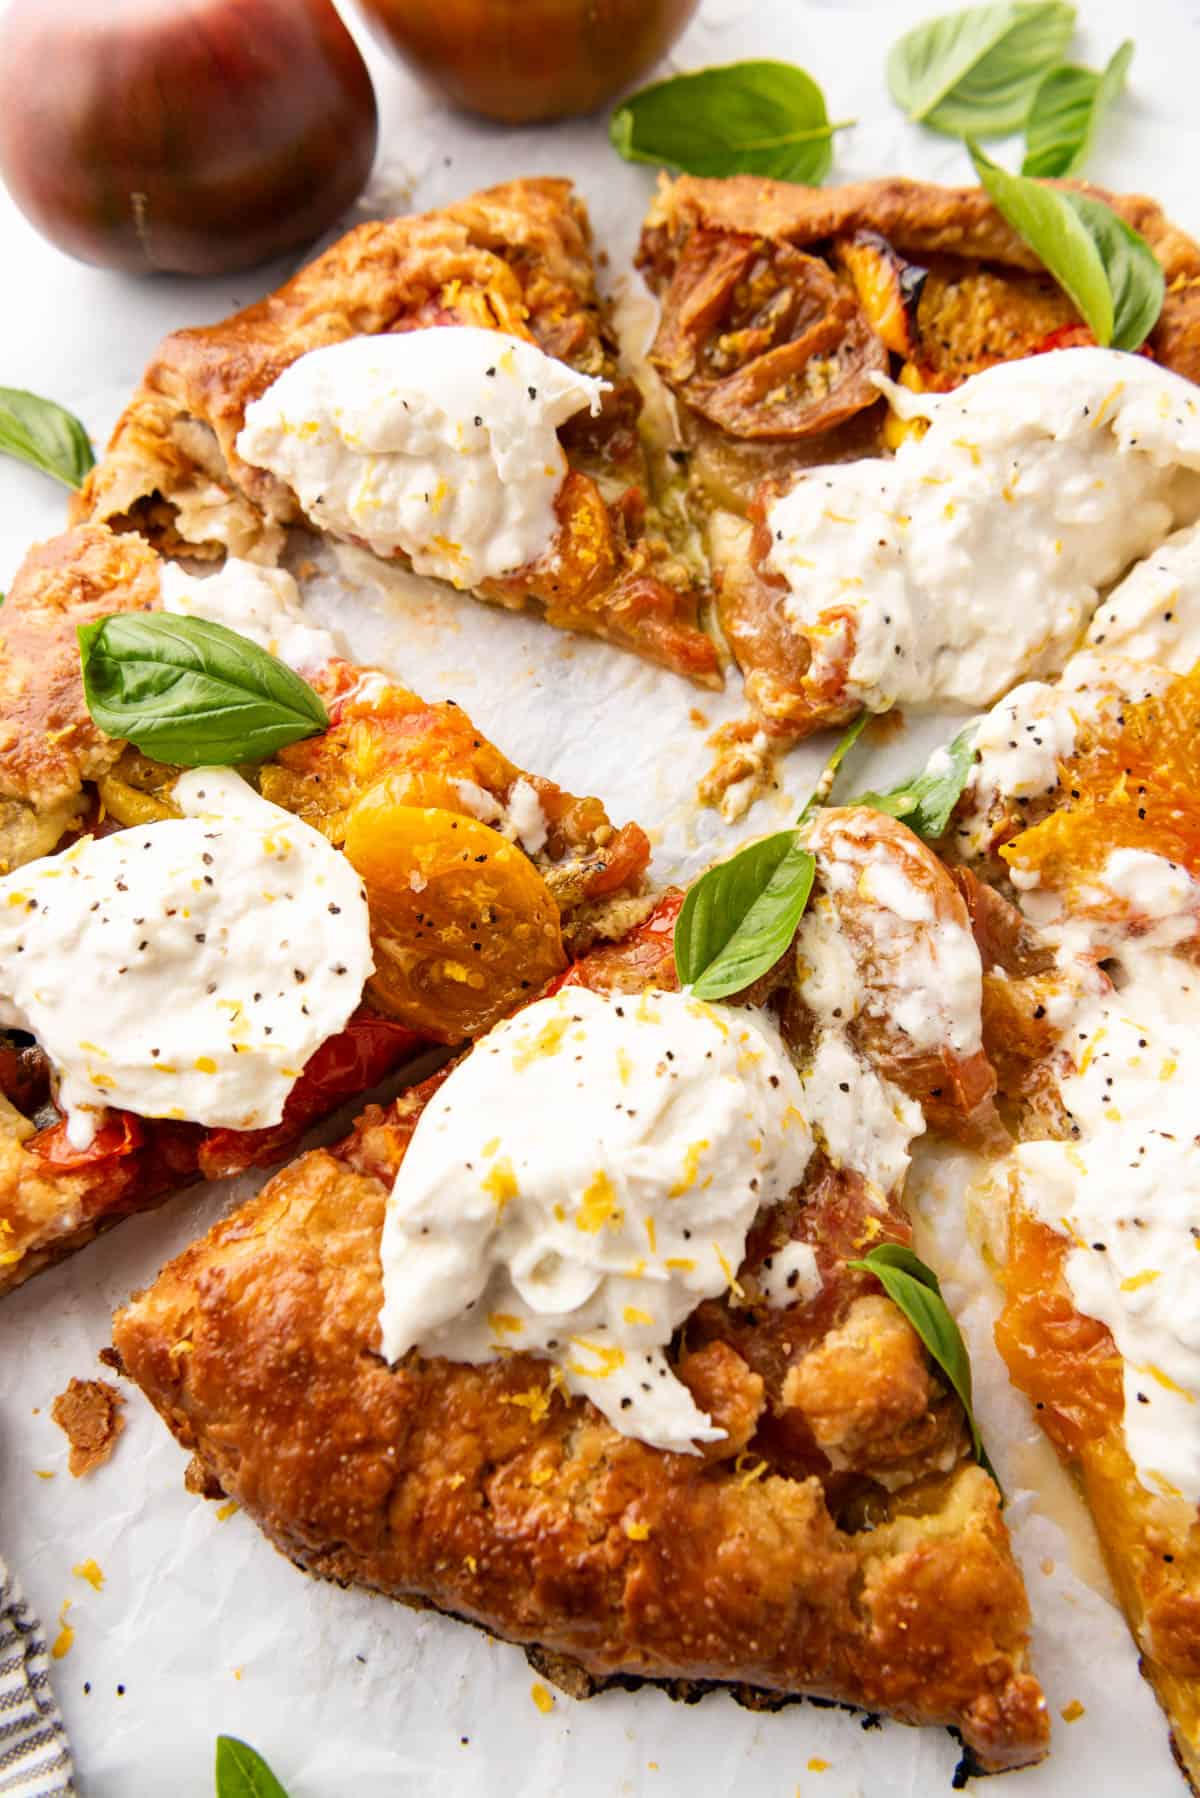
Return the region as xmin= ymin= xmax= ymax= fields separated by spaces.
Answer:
xmin=199 ymin=1007 xmax=425 ymax=1177
xmin=29 ymin=1111 xmax=144 ymax=1168
xmin=649 ymin=226 xmax=887 ymax=440
xmin=343 ymin=783 xmax=567 ymax=1041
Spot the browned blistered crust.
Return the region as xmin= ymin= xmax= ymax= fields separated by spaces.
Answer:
xmin=72 ymin=179 xmax=717 ymax=685
xmin=113 ymin=866 xmax=1048 ymax=1773
xmin=51 ymin=1375 xmax=125 ymax=1476
xmin=0 ymin=524 xmax=160 ymax=870
xmin=640 ymin=174 xmax=1200 ymax=386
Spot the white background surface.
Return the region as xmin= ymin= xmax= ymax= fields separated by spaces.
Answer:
xmin=0 ymin=1 xmax=1197 ymax=1793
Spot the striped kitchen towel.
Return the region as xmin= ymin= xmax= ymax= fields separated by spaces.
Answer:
xmin=0 ymin=1558 xmax=75 ymax=1798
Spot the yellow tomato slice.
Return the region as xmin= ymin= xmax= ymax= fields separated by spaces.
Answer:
xmin=343 ymin=782 xmax=566 ymax=1042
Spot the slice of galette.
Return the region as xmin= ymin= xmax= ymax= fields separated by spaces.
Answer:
xmin=946 ymin=659 xmax=1200 ymax=1784
xmin=0 ymin=524 xmax=650 ymax=1293
xmin=636 ymin=174 xmax=1200 ymax=746
xmin=112 ymin=807 xmax=1048 ymax=1775
xmin=71 ymin=178 xmax=718 ymax=685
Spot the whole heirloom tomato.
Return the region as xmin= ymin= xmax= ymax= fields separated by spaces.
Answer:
xmin=0 ymin=0 xmax=378 ymax=275
xmin=354 ymin=0 xmax=699 ymax=124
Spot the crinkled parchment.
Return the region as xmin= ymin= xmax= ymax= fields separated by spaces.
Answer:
xmin=0 ymin=0 xmax=1195 ymax=1790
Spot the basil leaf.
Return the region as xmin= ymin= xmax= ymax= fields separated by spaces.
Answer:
xmin=1021 ymin=40 xmax=1133 ymax=178
xmin=610 ymin=61 xmax=851 ymax=184
xmin=78 ymin=613 xmax=328 ymax=766
xmin=798 ymin=711 xmax=871 ymax=824
xmin=675 ymin=830 xmax=815 ymax=1000
xmin=970 ymin=143 xmax=1164 ymax=350
xmin=848 ymin=1244 xmax=1001 ymax=1491
xmin=849 ymin=723 xmax=977 ymax=841
xmin=0 ymin=387 xmax=95 ymax=490
xmin=215 ymin=1736 xmax=290 ymax=1798
xmin=888 ymin=2 xmax=1075 ymax=138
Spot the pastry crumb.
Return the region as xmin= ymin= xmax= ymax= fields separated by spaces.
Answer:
xmin=51 ymin=1377 xmax=125 ymax=1476
xmin=530 ymin=1681 xmax=555 ymax=1714
xmin=215 ymin=1500 xmax=239 ymax=1522
xmin=1061 ymin=1700 xmax=1085 ymax=1722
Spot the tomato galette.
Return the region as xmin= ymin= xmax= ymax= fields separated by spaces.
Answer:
xmin=0 ymin=523 xmax=650 ymax=1292
xmin=635 ymin=174 xmax=1200 ymax=745
xmin=71 ymin=178 xmax=718 ymax=686
xmin=941 ymin=652 xmax=1200 ymax=1785
xmin=113 ymin=807 xmax=1048 ymax=1775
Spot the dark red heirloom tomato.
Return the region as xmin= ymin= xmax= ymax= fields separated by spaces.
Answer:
xmin=0 ymin=0 xmax=378 ymax=275
xmin=353 ymin=0 xmax=698 ymax=124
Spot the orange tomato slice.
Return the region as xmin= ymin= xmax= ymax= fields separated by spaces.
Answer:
xmin=343 ymin=781 xmax=566 ymax=1042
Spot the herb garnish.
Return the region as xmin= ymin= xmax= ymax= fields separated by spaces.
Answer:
xmin=1021 ymin=39 xmax=1133 ymax=177
xmin=79 ymin=613 xmax=329 ymax=766
xmin=887 ymin=2 xmax=1075 ymax=139
xmin=848 ymin=723 xmax=978 ymax=842
xmin=0 ymin=387 xmax=94 ymax=490
xmin=674 ymin=829 xmax=815 ymax=1000
xmin=215 ymin=1735 xmax=291 ymax=1798
xmin=848 ymin=1243 xmax=1002 ymax=1490
xmin=611 ymin=61 xmax=850 ymax=184
xmin=970 ymin=142 xmax=1164 ymax=350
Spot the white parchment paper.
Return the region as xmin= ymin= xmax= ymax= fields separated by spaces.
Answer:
xmin=1 ymin=1 xmax=1197 ymax=1790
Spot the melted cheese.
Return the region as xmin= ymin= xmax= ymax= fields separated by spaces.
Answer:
xmin=160 ymin=559 xmax=342 ymax=675
xmin=237 ymin=327 xmax=606 ymax=588
xmin=0 ymin=770 xmax=372 ymax=1147
xmin=1011 ymin=850 xmax=1200 ymax=1503
xmin=766 ymin=349 xmax=1200 ymax=713
xmin=378 ymin=987 xmax=812 ymax=1453
xmin=1086 ymin=518 xmax=1200 ymax=670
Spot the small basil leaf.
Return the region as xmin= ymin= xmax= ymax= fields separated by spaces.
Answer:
xmin=0 ymin=387 xmax=95 ymax=490
xmin=78 ymin=613 xmax=328 ymax=766
xmin=610 ymin=61 xmax=851 ymax=184
xmin=848 ymin=1244 xmax=1002 ymax=1491
xmin=970 ymin=142 xmax=1164 ymax=350
xmin=215 ymin=1736 xmax=291 ymax=1798
xmin=675 ymin=830 xmax=815 ymax=1000
xmin=1021 ymin=40 xmax=1133 ymax=178
xmin=798 ymin=711 xmax=871 ymax=824
xmin=888 ymin=2 xmax=1075 ymax=139
xmin=849 ymin=723 xmax=978 ymax=841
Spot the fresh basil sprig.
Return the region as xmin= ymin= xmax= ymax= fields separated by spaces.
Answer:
xmin=970 ymin=142 xmax=1164 ymax=350
xmin=675 ymin=829 xmax=815 ymax=1000
xmin=799 ymin=712 xmax=871 ymax=824
xmin=848 ymin=1243 xmax=1001 ymax=1491
xmin=849 ymin=723 xmax=977 ymax=841
xmin=215 ymin=1735 xmax=291 ymax=1798
xmin=1021 ymin=40 xmax=1133 ymax=178
xmin=610 ymin=61 xmax=851 ymax=184
xmin=888 ymin=2 xmax=1075 ymax=139
xmin=78 ymin=613 xmax=328 ymax=766
xmin=0 ymin=387 xmax=95 ymax=490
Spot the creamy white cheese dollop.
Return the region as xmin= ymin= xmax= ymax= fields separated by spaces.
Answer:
xmin=378 ymin=986 xmax=812 ymax=1453
xmin=237 ymin=327 xmax=607 ymax=588
xmin=957 ymin=651 xmax=1174 ymax=860
xmin=0 ymin=769 xmax=372 ymax=1148
xmin=766 ymin=349 xmax=1200 ymax=713
xmin=160 ymin=559 xmax=342 ymax=675
xmin=1086 ymin=518 xmax=1200 ymax=670
xmin=1015 ymin=942 xmax=1200 ymax=1505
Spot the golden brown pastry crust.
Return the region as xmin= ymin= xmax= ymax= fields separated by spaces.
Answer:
xmin=113 ymin=891 xmax=1048 ymax=1774
xmin=0 ymin=524 xmax=159 ymax=870
xmin=73 ymin=179 xmax=718 ymax=685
